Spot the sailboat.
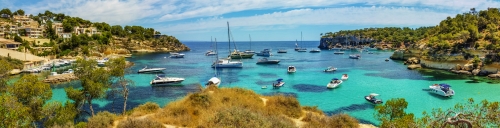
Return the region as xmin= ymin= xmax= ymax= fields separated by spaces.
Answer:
xmin=244 ymin=34 xmax=255 ymax=53
xmin=206 ymin=37 xmax=217 ymax=56
xmin=212 ymin=22 xmax=243 ymax=68
xmin=297 ymin=31 xmax=307 ymax=52
xmin=207 ymin=38 xmax=221 ymax=87
xmin=228 ymin=26 xmax=254 ymax=59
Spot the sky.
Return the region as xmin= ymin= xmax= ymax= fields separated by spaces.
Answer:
xmin=1 ymin=0 xmax=500 ymax=41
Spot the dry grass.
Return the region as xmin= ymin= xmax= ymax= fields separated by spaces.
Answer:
xmin=21 ymin=37 xmax=50 ymax=45
xmin=116 ymin=117 xmax=163 ymax=128
xmin=129 ymin=102 xmax=160 ymax=117
xmin=301 ymin=112 xmax=359 ymax=128
xmin=95 ymin=87 xmax=363 ymax=128
xmin=87 ymin=111 xmax=117 ymax=128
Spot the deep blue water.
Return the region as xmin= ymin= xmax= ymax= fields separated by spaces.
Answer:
xmin=49 ymin=41 xmax=500 ymax=125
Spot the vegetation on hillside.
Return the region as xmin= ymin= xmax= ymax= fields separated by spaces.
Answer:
xmin=1 ymin=9 xmax=189 ymax=58
xmin=375 ymin=98 xmax=500 ymax=128
xmin=0 ymin=57 xmax=132 ymax=127
xmin=322 ymin=8 xmax=500 ymax=62
xmin=85 ymin=86 xmax=361 ymax=128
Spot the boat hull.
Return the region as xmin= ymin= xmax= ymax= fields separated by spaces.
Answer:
xmin=150 ymin=77 xmax=185 ymax=85
xmin=256 ymin=60 xmax=280 ymax=64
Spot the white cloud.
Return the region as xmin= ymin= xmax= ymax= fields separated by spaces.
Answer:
xmin=14 ymin=0 xmax=500 ymax=25
xmin=156 ymin=6 xmax=452 ymax=35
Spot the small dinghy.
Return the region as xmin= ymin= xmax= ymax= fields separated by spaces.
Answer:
xmin=341 ymin=74 xmax=348 ymax=80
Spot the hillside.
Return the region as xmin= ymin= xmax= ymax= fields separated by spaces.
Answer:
xmin=320 ymin=8 xmax=500 ymax=62
xmin=0 ymin=9 xmax=189 ymax=58
xmin=85 ymin=86 xmax=375 ymax=128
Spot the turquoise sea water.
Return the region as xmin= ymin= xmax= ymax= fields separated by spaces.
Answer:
xmin=48 ymin=41 xmax=500 ymax=125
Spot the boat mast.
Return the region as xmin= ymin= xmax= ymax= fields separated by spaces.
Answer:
xmin=301 ymin=31 xmax=303 ymax=48
xmin=249 ymin=34 xmax=251 ymax=50
xmin=215 ymin=38 xmax=218 ymax=74
xmin=227 ymin=22 xmax=231 ymax=53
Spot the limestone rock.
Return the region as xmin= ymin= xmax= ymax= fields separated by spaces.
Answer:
xmin=454 ymin=64 xmax=462 ymax=70
xmin=404 ymin=57 xmax=420 ymax=65
xmin=463 ymin=64 xmax=473 ymax=71
xmin=472 ymin=69 xmax=481 ymax=76
xmin=407 ymin=64 xmax=421 ymax=70
xmin=488 ymin=73 xmax=500 ymax=78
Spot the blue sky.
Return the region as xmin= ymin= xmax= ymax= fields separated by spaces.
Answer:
xmin=2 ymin=0 xmax=499 ymax=41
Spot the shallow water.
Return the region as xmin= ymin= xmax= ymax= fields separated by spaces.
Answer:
xmin=48 ymin=41 xmax=500 ymax=125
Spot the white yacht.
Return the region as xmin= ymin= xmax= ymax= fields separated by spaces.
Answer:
xmin=365 ymin=93 xmax=383 ymax=104
xmin=212 ymin=59 xmax=243 ymax=68
xmin=256 ymin=49 xmax=272 ymax=56
xmin=349 ymin=54 xmax=360 ymax=59
xmin=287 ymin=66 xmax=296 ymax=73
xmin=138 ymin=66 xmax=166 ymax=73
xmin=205 ymin=50 xmax=217 ymax=56
xmin=169 ymin=53 xmax=185 ymax=58
xmin=427 ymin=83 xmax=455 ymax=97
xmin=326 ymin=78 xmax=342 ymax=89
xmin=150 ymin=74 xmax=185 ymax=85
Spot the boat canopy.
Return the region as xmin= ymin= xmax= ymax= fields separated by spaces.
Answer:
xmin=439 ymin=83 xmax=451 ymax=88
xmin=369 ymin=93 xmax=379 ymax=96
xmin=277 ymin=78 xmax=283 ymax=81
xmin=332 ymin=78 xmax=338 ymax=80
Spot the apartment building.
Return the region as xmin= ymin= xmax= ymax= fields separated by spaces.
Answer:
xmin=12 ymin=15 xmax=32 ymax=25
xmin=25 ymin=26 xmax=44 ymax=38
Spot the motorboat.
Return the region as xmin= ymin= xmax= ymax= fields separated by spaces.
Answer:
xmin=324 ymin=66 xmax=337 ymax=72
xmin=256 ymin=58 xmax=280 ymax=64
xmin=206 ymin=76 xmax=221 ymax=87
xmin=138 ymin=66 xmax=166 ymax=73
xmin=212 ymin=58 xmax=243 ymax=68
xmin=277 ymin=49 xmax=287 ymax=53
xmin=150 ymin=74 xmax=185 ymax=85
xmin=256 ymin=49 xmax=272 ymax=57
xmin=365 ymin=93 xmax=383 ymax=104
xmin=341 ymin=74 xmax=348 ymax=80
xmin=333 ymin=51 xmax=344 ymax=54
xmin=169 ymin=53 xmax=185 ymax=58
xmin=309 ymin=49 xmax=321 ymax=53
xmin=326 ymin=78 xmax=342 ymax=89
xmin=349 ymin=54 xmax=360 ymax=59
xmin=427 ymin=83 xmax=455 ymax=97
xmin=385 ymin=58 xmax=390 ymax=61
xmin=205 ymin=50 xmax=217 ymax=56
xmin=287 ymin=66 xmax=296 ymax=73
xmin=273 ymin=78 xmax=285 ymax=88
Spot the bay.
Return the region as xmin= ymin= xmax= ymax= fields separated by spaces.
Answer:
xmin=49 ymin=41 xmax=500 ymax=125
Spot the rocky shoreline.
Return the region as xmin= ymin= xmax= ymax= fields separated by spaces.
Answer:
xmin=390 ymin=49 xmax=500 ymax=79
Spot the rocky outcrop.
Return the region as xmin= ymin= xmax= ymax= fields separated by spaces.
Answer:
xmin=451 ymin=70 xmax=472 ymax=75
xmin=488 ymin=71 xmax=500 ymax=78
xmin=43 ymin=73 xmax=78 ymax=84
xmin=404 ymin=57 xmax=420 ymax=65
xmin=407 ymin=64 xmax=422 ymax=70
